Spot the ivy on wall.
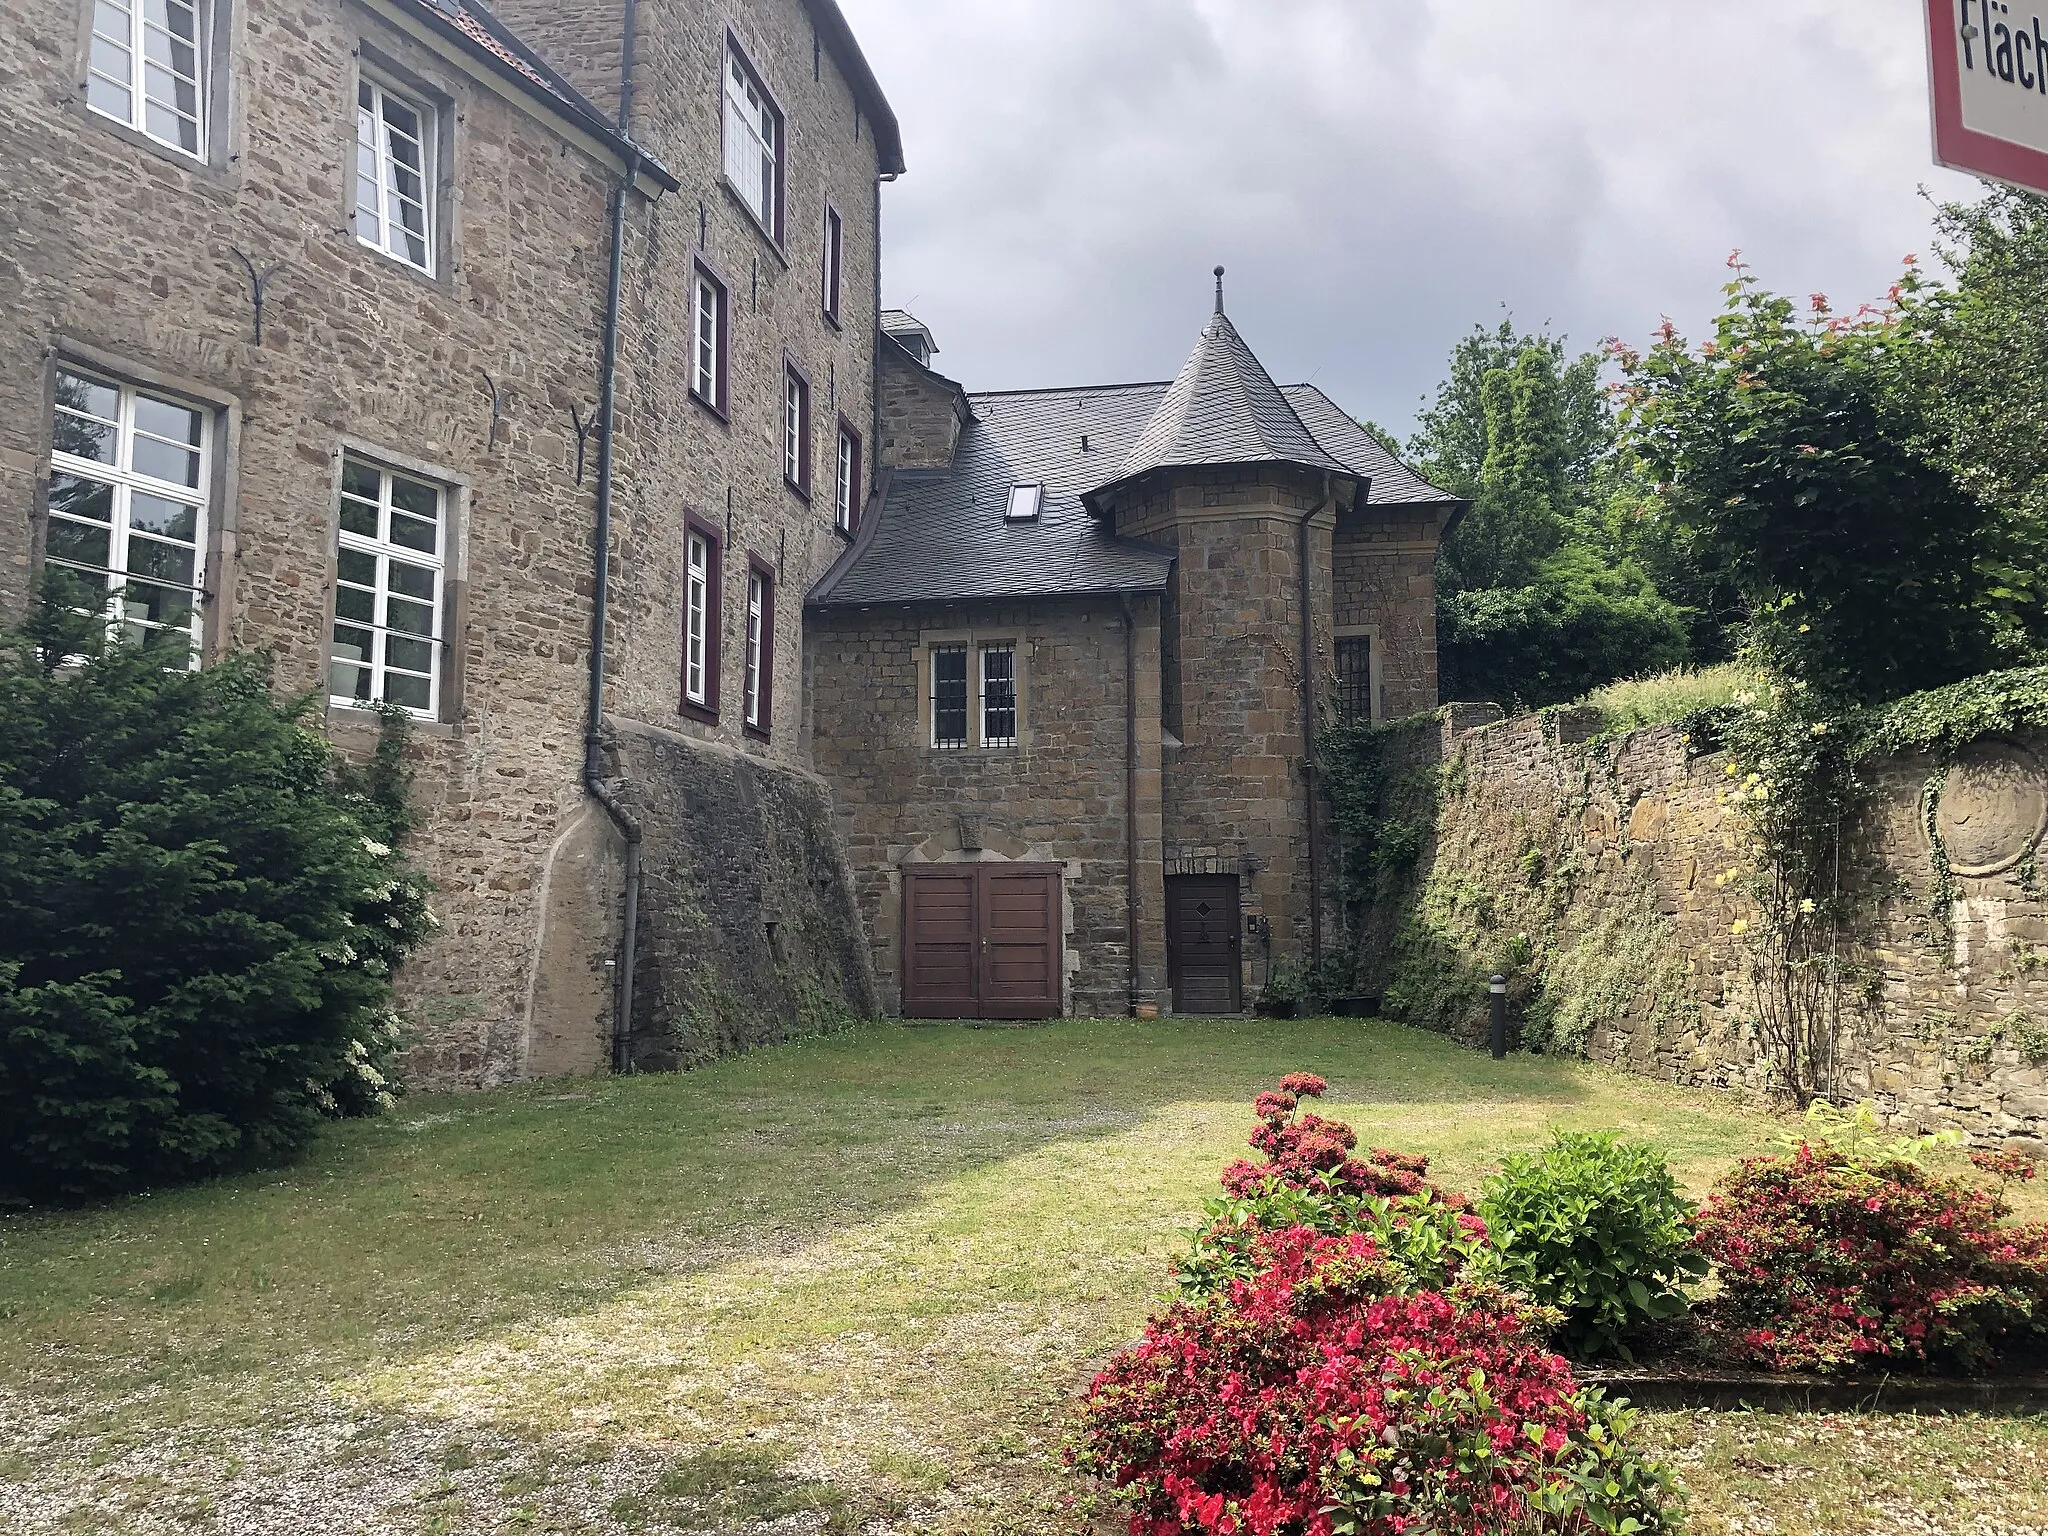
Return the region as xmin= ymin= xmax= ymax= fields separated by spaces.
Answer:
xmin=1323 ymin=711 xmax=1701 ymax=1059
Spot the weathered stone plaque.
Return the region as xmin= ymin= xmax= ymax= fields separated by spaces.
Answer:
xmin=1933 ymin=740 xmax=2048 ymax=877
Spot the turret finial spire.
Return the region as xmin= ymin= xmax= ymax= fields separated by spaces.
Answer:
xmin=1213 ymin=265 xmax=1226 ymax=314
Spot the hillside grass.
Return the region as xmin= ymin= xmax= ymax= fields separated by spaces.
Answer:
xmin=2 ymin=1017 xmax=2044 ymax=1534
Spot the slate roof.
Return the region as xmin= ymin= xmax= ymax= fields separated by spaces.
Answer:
xmin=1280 ymin=385 xmax=1461 ymax=507
xmin=404 ymin=0 xmax=677 ymax=187
xmin=810 ymin=382 xmax=1177 ymax=607
xmin=1095 ymin=307 xmax=1347 ymax=494
xmin=808 ymin=379 xmax=1458 ymax=610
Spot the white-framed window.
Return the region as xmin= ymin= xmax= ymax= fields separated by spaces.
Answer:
xmin=683 ymin=526 xmax=717 ymax=711
xmin=783 ymin=366 xmax=809 ymax=494
xmin=822 ymin=203 xmax=843 ymax=323
xmin=692 ymin=267 xmax=726 ymax=411
xmin=355 ymin=75 xmax=435 ymax=273
xmin=723 ymin=43 xmax=780 ymax=238
xmin=834 ymin=424 xmax=859 ymax=534
xmin=981 ymin=644 xmax=1017 ymax=748
xmin=931 ymin=644 xmax=968 ymax=750
xmin=86 ymin=0 xmax=210 ymax=158
xmin=330 ymin=456 xmax=445 ymax=717
xmin=46 ymin=368 xmax=210 ymax=663
xmin=743 ymin=565 xmax=771 ymax=733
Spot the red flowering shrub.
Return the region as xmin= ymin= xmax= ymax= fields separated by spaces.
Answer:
xmin=1220 ymin=1076 xmax=1466 ymax=1207
xmin=1074 ymin=1225 xmax=1683 ymax=1535
xmin=1185 ymin=1080 xmax=1485 ymax=1298
xmin=1970 ymin=1148 xmax=2040 ymax=1185
xmin=1694 ymin=1142 xmax=2048 ymax=1374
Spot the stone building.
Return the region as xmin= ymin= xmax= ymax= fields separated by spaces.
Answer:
xmin=3 ymin=0 xmax=1460 ymax=1080
xmin=2 ymin=0 xmax=901 ymax=1087
xmin=809 ymin=282 xmax=1463 ymax=1018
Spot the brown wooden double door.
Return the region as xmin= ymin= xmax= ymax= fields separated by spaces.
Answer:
xmin=901 ymin=865 xmax=1063 ymax=1019
xmin=1167 ymin=874 xmax=1242 ymax=1014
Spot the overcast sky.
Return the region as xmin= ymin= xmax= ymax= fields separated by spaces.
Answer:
xmin=840 ymin=0 xmax=1988 ymax=441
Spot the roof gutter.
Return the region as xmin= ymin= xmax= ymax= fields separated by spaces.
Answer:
xmin=363 ymin=0 xmax=676 ymax=195
xmin=801 ymin=0 xmax=906 ymax=176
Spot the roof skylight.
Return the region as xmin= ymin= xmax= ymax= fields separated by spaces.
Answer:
xmin=1004 ymin=483 xmax=1043 ymax=522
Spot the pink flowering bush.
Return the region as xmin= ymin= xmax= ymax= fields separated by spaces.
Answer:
xmin=1074 ymin=1225 xmax=1684 ymax=1535
xmin=1183 ymin=1079 xmax=1488 ymax=1299
xmin=1693 ymin=1142 xmax=2048 ymax=1374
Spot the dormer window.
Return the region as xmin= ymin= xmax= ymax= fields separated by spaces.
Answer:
xmin=1004 ymin=483 xmax=1043 ymax=522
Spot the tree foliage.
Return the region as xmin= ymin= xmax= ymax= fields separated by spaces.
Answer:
xmin=1618 ymin=258 xmax=2003 ymax=705
xmin=0 ymin=579 xmax=433 ymax=1205
xmin=1411 ymin=323 xmax=1691 ymax=709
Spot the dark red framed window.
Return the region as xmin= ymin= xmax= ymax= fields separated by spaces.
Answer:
xmin=690 ymin=260 xmax=730 ymax=419
xmin=721 ymin=35 xmax=784 ymax=246
xmin=822 ymin=201 xmax=844 ymax=326
xmin=782 ymin=361 xmax=811 ymax=499
xmin=743 ymin=556 xmax=774 ymax=737
xmin=681 ymin=514 xmax=722 ymax=722
xmin=834 ymin=418 xmax=862 ymax=536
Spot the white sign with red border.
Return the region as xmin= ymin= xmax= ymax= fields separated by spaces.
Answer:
xmin=1927 ymin=0 xmax=2048 ymax=193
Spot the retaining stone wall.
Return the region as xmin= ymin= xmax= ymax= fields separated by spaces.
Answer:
xmin=1351 ymin=708 xmax=2048 ymax=1148
xmin=612 ymin=720 xmax=877 ymax=1069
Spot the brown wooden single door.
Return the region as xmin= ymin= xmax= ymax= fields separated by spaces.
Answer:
xmin=902 ymin=865 xmax=1062 ymax=1019
xmin=1167 ymin=875 xmax=1242 ymax=1013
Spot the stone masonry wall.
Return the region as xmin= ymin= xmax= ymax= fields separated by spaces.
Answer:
xmin=875 ymin=336 xmax=967 ymax=471
xmin=1355 ymin=708 xmax=2048 ymax=1147
xmin=611 ymin=718 xmax=877 ymax=1068
xmin=807 ymin=595 xmax=1168 ymax=1016
xmin=1 ymin=0 xmax=883 ymax=1088
xmin=1333 ymin=500 xmax=1456 ymax=722
xmin=0 ymin=0 xmax=635 ymax=1089
xmin=493 ymin=0 xmax=886 ymax=774
xmin=1105 ymin=465 xmax=1340 ymax=987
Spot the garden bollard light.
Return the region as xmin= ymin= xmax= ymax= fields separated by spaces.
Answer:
xmin=1490 ymin=974 xmax=1507 ymax=1060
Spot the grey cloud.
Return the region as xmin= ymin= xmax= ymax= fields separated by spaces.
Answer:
xmin=846 ymin=0 xmax=1984 ymax=437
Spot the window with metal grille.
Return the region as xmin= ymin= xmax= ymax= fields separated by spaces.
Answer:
xmin=355 ymin=76 xmax=434 ymax=272
xmin=86 ymin=0 xmax=209 ymax=158
xmin=981 ymin=645 xmax=1017 ymax=747
xmin=931 ymin=645 xmax=968 ymax=749
xmin=330 ymin=456 xmax=445 ymax=717
xmin=47 ymin=367 xmax=210 ymax=664
xmin=1335 ymin=634 xmax=1373 ymax=724
xmin=723 ymin=43 xmax=780 ymax=239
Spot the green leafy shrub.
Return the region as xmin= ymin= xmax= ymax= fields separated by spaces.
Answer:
xmin=1439 ymin=546 xmax=1691 ymax=711
xmin=0 ymin=583 xmax=433 ymax=1204
xmin=1480 ymin=1131 xmax=1706 ymax=1359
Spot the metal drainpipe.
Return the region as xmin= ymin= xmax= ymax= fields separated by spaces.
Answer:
xmin=618 ymin=0 xmax=638 ymax=132
xmin=587 ymin=156 xmax=643 ymax=1076
xmin=1299 ymin=478 xmax=1329 ymax=975
xmin=1121 ymin=593 xmax=1140 ymax=1012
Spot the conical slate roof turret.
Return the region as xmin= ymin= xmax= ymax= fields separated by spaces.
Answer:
xmin=1092 ymin=267 xmax=1346 ymax=499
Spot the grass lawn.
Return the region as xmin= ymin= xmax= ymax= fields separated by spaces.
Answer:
xmin=5 ymin=1016 xmax=2048 ymax=1535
